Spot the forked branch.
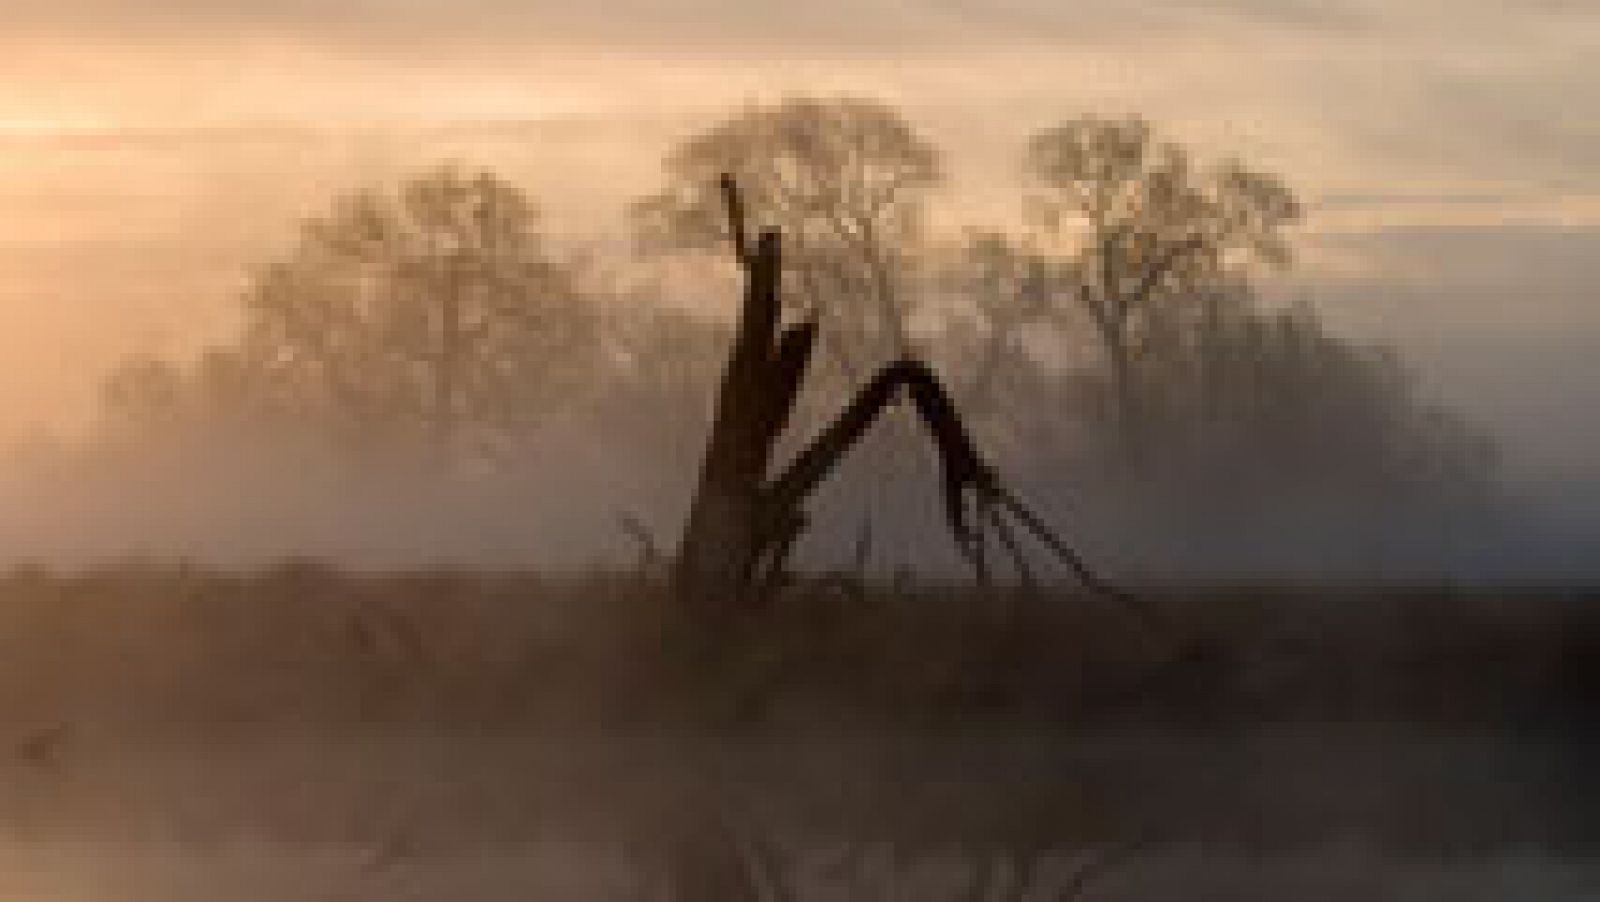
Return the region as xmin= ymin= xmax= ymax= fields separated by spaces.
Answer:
xmin=675 ymin=174 xmax=1136 ymax=618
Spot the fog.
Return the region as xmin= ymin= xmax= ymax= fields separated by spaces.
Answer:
xmin=0 ymin=116 xmax=1594 ymax=581
xmin=0 ymin=0 xmax=1596 ymax=581
xmin=2 ymin=12 xmax=1598 ymax=902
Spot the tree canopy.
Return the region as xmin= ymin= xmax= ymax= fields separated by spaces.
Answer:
xmin=1021 ymin=115 xmax=1301 ymax=458
xmin=226 ymin=165 xmax=597 ymax=467
xmin=634 ymin=95 xmax=942 ymax=378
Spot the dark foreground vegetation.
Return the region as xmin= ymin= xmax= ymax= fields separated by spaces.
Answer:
xmin=3 ymin=566 xmax=1599 ymax=899
xmin=1 ymin=565 xmax=1596 ymax=734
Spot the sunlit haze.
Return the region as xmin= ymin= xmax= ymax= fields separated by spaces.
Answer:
xmin=0 ymin=0 xmax=1596 ymax=559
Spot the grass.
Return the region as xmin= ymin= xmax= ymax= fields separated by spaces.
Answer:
xmin=0 ymin=561 xmax=1594 ymax=734
xmin=2 ymin=565 xmax=1596 ymax=897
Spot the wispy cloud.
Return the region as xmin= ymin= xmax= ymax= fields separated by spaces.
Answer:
xmin=0 ymin=0 xmax=1595 ymax=444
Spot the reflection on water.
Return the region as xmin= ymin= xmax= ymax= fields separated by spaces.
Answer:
xmin=3 ymin=727 xmax=1597 ymax=900
xmin=0 ymin=840 xmax=636 ymax=901
xmin=2 ymin=839 xmax=1599 ymax=901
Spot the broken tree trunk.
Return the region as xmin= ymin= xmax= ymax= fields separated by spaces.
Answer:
xmin=673 ymin=175 xmax=1140 ymax=626
xmin=672 ymin=176 xmax=818 ymax=611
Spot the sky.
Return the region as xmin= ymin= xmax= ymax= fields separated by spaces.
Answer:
xmin=0 ymin=0 xmax=1596 ymax=495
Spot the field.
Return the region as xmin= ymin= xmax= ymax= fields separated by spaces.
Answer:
xmin=1 ymin=565 xmax=1597 ymax=899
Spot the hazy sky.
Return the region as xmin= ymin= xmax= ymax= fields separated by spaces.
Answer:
xmin=1 ymin=0 xmax=1596 ymax=487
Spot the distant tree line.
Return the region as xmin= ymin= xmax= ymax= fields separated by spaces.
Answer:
xmin=99 ymin=97 xmax=1496 ymax=575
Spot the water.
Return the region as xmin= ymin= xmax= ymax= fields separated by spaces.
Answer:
xmin=4 ymin=726 xmax=1595 ymax=900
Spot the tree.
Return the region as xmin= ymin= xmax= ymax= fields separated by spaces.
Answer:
xmin=1169 ymin=297 xmax=1494 ymax=505
xmin=233 ymin=165 xmax=596 ymax=467
xmin=1023 ymin=115 xmax=1300 ymax=460
xmin=673 ymin=176 xmax=1127 ymax=620
xmin=634 ymin=96 xmax=942 ymax=381
xmin=930 ymin=230 xmax=1068 ymax=448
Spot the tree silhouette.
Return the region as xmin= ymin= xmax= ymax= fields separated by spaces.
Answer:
xmin=674 ymin=176 xmax=1130 ymax=618
xmin=634 ymin=96 xmax=941 ymax=382
xmin=1023 ymin=115 xmax=1300 ymax=461
xmin=931 ymin=229 xmax=1068 ymax=449
xmin=233 ymin=165 xmax=596 ymax=468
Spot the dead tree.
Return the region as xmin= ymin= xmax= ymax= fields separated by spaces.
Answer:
xmin=674 ymin=175 xmax=1137 ymax=620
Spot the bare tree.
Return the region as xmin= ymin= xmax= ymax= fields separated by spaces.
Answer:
xmin=233 ymin=165 xmax=597 ymax=468
xmin=635 ymin=96 xmax=942 ymax=382
xmin=673 ymin=175 xmax=1131 ymax=621
xmin=1023 ymin=115 xmax=1300 ymax=461
xmin=931 ymin=230 xmax=1068 ymax=446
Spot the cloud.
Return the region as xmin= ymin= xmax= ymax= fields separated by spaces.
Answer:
xmin=3 ymin=0 xmax=1589 ymax=55
xmin=0 ymin=0 xmax=1595 ymax=469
